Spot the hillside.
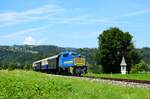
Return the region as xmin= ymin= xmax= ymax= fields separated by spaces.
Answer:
xmin=0 ymin=45 xmax=96 ymax=69
xmin=137 ymin=47 xmax=150 ymax=64
xmin=0 ymin=70 xmax=149 ymax=99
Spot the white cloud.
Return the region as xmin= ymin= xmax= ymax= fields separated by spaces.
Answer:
xmin=124 ymin=8 xmax=150 ymax=17
xmin=0 ymin=4 xmax=65 ymax=27
xmin=0 ymin=26 xmax=47 ymax=39
xmin=23 ymin=36 xmax=44 ymax=45
xmin=0 ymin=3 xmax=150 ymax=28
xmin=104 ymin=8 xmax=150 ymax=22
xmin=0 ymin=3 xmax=127 ymax=26
xmin=23 ymin=36 xmax=36 ymax=45
xmin=87 ymin=8 xmax=150 ymax=24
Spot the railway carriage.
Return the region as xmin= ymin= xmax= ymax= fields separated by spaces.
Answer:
xmin=32 ymin=51 xmax=87 ymax=75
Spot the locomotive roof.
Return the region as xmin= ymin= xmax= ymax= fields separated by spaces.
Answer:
xmin=60 ymin=51 xmax=77 ymax=55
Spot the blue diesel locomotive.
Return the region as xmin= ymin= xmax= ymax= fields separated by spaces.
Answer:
xmin=32 ymin=51 xmax=87 ymax=75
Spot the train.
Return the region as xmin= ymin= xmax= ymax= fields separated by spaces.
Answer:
xmin=32 ymin=51 xmax=88 ymax=76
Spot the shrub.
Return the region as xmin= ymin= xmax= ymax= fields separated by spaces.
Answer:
xmin=8 ymin=64 xmax=17 ymax=71
xmin=88 ymin=64 xmax=103 ymax=74
xmin=23 ymin=64 xmax=32 ymax=70
xmin=130 ymin=60 xmax=150 ymax=73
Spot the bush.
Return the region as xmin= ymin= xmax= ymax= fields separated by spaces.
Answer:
xmin=8 ymin=65 xmax=16 ymax=71
xmin=23 ymin=64 xmax=32 ymax=70
xmin=130 ymin=60 xmax=150 ymax=73
xmin=88 ymin=64 xmax=103 ymax=74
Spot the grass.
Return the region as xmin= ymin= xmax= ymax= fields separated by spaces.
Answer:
xmin=0 ymin=70 xmax=150 ymax=99
xmin=83 ymin=73 xmax=150 ymax=81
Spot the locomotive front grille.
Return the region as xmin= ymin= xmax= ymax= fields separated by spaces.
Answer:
xmin=74 ymin=58 xmax=85 ymax=66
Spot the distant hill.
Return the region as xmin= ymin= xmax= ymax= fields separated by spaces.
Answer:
xmin=0 ymin=45 xmax=150 ymax=69
xmin=0 ymin=45 xmax=96 ymax=69
xmin=137 ymin=47 xmax=150 ymax=64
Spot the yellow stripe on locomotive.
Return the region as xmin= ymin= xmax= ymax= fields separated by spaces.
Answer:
xmin=74 ymin=58 xmax=85 ymax=66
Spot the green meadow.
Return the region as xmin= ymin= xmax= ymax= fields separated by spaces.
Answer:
xmin=0 ymin=70 xmax=150 ymax=99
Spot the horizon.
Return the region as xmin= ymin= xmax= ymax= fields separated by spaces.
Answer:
xmin=0 ymin=0 xmax=150 ymax=48
xmin=0 ymin=44 xmax=150 ymax=49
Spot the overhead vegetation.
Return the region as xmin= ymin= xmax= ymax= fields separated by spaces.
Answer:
xmin=96 ymin=27 xmax=141 ymax=73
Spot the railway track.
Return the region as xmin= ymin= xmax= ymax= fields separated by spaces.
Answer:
xmin=53 ymin=74 xmax=150 ymax=88
xmin=77 ymin=76 xmax=150 ymax=88
xmin=82 ymin=76 xmax=150 ymax=85
xmin=50 ymin=73 xmax=150 ymax=88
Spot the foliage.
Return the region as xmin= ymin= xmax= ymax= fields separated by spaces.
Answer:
xmin=23 ymin=64 xmax=32 ymax=70
xmin=96 ymin=27 xmax=140 ymax=73
xmin=138 ymin=47 xmax=150 ymax=64
xmin=77 ymin=48 xmax=97 ymax=65
xmin=131 ymin=60 xmax=150 ymax=73
xmin=0 ymin=70 xmax=150 ymax=99
xmin=77 ymin=48 xmax=99 ymax=73
xmin=88 ymin=64 xmax=103 ymax=74
xmin=8 ymin=63 xmax=16 ymax=71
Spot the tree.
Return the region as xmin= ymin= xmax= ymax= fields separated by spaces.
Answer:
xmin=96 ymin=27 xmax=140 ymax=73
xmin=23 ymin=64 xmax=32 ymax=70
xmin=8 ymin=62 xmax=16 ymax=70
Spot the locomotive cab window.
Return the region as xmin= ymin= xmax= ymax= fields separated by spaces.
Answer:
xmin=71 ymin=53 xmax=77 ymax=57
xmin=78 ymin=55 xmax=81 ymax=57
xmin=63 ymin=53 xmax=69 ymax=57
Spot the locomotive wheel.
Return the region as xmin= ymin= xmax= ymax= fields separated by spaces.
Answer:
xmin=72 ymin=68 xmax=81 ymax=76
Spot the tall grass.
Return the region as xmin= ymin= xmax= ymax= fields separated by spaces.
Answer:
xmin=0 ymin=70 xmax=150 ymax=99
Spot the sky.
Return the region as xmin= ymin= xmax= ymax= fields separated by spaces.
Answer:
xmin=0 ymin=0 xmax=150 ymax=48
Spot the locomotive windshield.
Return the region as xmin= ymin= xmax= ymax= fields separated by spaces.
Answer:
xmin=63 ymin=53 xmax=69 ymax=57
xmin=71 ymin=53 xmax=77 ymax=57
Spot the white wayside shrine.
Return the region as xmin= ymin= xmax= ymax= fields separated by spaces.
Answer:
xmin=120 ymin=57 xmax=127 ymax=74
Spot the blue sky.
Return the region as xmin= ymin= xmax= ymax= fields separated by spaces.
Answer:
xmin=0 ymin=0 xmax=150 ymax=48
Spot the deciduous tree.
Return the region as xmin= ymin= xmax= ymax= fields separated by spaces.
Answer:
xmin=96 ymin=27 xmax=140 ymax=73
